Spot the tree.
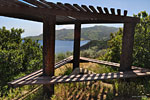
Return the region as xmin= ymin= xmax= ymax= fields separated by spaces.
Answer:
xmin=0 ymin=27 xmax=42 ymax=96
xmin=133 ymin=11 xmax=150 ymax=67
xmin=104 ymin=11 xmax=150 ymax=68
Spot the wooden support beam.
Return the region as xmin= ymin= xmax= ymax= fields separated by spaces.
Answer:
xmin=73 ymin=23 xmax=81 ymax=70
xmin=120 ymin=23 xmax=136 ymax=71
xmin=43 ymin=15 xmax=56 ymax=99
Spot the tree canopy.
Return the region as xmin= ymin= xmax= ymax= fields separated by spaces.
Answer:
xmin=103 ymin=11 xmax=150 ymax=68
xmin=0 ymin=27 xmax=42 ymax=96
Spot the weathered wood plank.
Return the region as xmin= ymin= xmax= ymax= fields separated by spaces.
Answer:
xmin=97 ymin=6 xmax=104 ymax=14
xmin=89 ymin=5 xmax=98 ymax=13
xmin=22 ymin=0 xmax=41 ymax=7
xmin=9 ymin=56 xmax=149 ymax=87
xmin=73 ymin=23 xmax=81 ymax=70
xmin=110 ymin=8 xmax=115 ymax=15
xmin=0 ymin=0 xmax=19 ymax=7
xmin=81 ymin=5 xmax=92 ymax=13
xmin=124 ymin=10 xmax=128 ymax=16
xmin=43 ymin=16 xmax=56 ymax=76
xmin=12 ymin=69 xmax=150 ymax=85
xmin=57 ymin=2 xmax=71 ymax=10
xmin=73 ymin=4 xmax=86 ymax=12
xmin=117 ymin=9 xmax=121 ymax=16
xmin=64 ymin=3 xmax=79 ymax=11
xmin=120 ymin=23 xmax=136 ymax=71
xmin=39 ymin=1 xmax=62 ymax=9
xmin=104 ymin=7 xmax=109 ymax=14
xmin=80 ymin=57 xmax=120 ymax=67
xmin=8 ymin=56 xmax=73 ymax=86
xmin=23 ymin=0 xmax=50 ymax=8
xmin=43 ymin=15 xmax=56 ymax=98
xmin=5 ymin=0 xmax=31 ymax=7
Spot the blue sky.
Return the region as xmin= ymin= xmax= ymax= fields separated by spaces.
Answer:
xmin=0 ymin=0 xmax=150 ymax=37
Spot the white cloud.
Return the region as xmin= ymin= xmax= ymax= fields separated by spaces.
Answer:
xmin=56 ymin=25 xmax=74 ymax=30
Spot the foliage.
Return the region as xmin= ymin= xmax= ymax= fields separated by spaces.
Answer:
xmin=102 ymin=28 xmax=123 ymax=63
xmin=55 ymin=51 xmax=72 ymax=62
xmin=80 ymin=40 xmax=107 ymax=51
xmin=26 ymin=25 xmax=118 ymax=41
xmin=133 ymin=11 xmax=150 ymax=67
xmin=103 ymin=11 xmax=150 ymax=68
xmin=0 ymin=27 xmax=42 ymax=97
xmin=80 ymin=40 xmax=108 ymax=58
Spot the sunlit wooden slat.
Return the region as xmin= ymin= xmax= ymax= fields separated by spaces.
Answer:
xmin=104 ymin=7 xmax=109 ymax=14
xmin=57 ymin=2 xmax=72 ymax=10
xmin=81 ymin=5 xmax=92 ymax=13
xmin=64 ymin=3 xmax=79 ymax=11
xmin=73 ymin=4 xmax=86 ymax=12
xmin=89 ymin=5 xmax=98 ymax=13
xmin=97 ymin=6 xmax=104 ymax=14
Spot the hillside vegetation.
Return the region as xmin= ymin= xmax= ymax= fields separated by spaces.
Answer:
xmin=25 ymin=25 xmax=118 ymax=40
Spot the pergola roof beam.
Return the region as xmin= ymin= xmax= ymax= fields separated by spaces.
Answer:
xmin=22 ymin=0 xmax=45 ymax=8
xmin=73 ymin=4 xmax=86 ymax=12
xmin=97 ymin=6 xmax=104 ymax=14
xmin=64 ymin=3 xmax=80 ymax=11
xmin=89 ymin=5 xmax=98 ymax=13
xmin=0 ymin=1 xmax=140 ymax=24
xmin=81 ymin=5 xmax=93 ymax=13
xmin=57 ymin=2 xmax=72 ymax=10
xmin=124 ymin=10 xmax=128 ymax=16
xmin=117 ymin=9 xmax=121 ymax=16
xmin=110 ymin=8 xmax=115 ymax=15
xmin=0 ymin=0 xmax=19 ymax=7
xmin=104 ymin=7 xmax=110 ymax=14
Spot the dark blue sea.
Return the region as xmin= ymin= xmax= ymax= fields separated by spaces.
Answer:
xmin=38 ymin=40 xmax=89 ymax=54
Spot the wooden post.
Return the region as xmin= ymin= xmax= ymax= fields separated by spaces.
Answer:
xmin=120 ymin=23 xmax=136 ymax=71
xmin=73 ymin=23 xmax=81 ymax=70
xmin=43 ymin=15 xmax=56 ymax=99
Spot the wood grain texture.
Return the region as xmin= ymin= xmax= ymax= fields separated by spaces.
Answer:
xmin=120 ymin=23 xmax=136 ymax=71
xmin=89 ymin=5 xmax=98 ymax=13
xmin=73 ymin=23 xmax=81 ymax=70
xmin=9 ymin=56 xmax=149 ymax=87
xmin=0 ymin=0 xmax=140 ymax=24
xmin=110 ymin=8 xmax=115 ymax=15
xmin=11 ymin=69 xmax=150 ymax=86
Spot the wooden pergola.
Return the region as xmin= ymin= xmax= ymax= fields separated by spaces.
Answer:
xmin=1 ymin=0 xmax=150 ymax=99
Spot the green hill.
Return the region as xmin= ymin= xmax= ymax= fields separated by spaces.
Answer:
xmin=25 ymin=25 xmax=118 ymax=40
xmin=80 ymin=40 xmax=108 ymax=51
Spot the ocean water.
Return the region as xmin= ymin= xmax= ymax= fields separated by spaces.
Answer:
xmin=38 ymin=40 xmax=89 ymax=54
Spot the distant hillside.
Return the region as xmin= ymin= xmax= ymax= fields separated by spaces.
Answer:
xmin=80 ymin=40 xmax=108 ymax=51
xmin=25 ymin=25 xmax=118 ymax=40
